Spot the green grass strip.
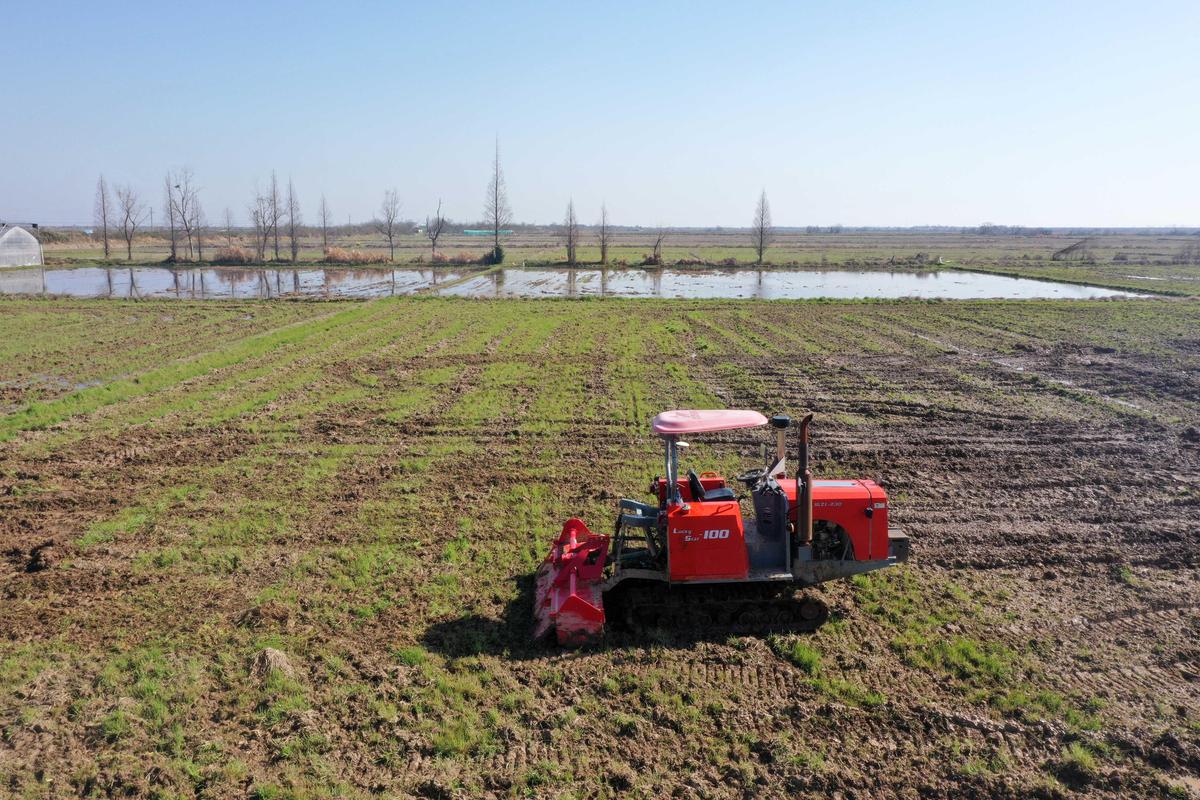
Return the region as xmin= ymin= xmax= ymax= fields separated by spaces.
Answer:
xmin=0 ymin=303 xmax=372 ymax=441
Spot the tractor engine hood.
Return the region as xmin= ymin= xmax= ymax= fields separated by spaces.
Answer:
xmin=778 ymin=478 xmax=887 ymax=508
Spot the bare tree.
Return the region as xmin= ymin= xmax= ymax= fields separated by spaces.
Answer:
xmin=752 ymin=189 xmax=773 ymax=265
xmin=376 ymin=189 xmax=401 ymax=261
xmin=425 ymin=198 xmax=447 ymax=256
xmin=563 ymin=199 xmax=579 ymax=265
xmin=286 ymin=178 xmax=302 ymax=262
xmin=269 ymin=171 xmax=282 ymax=260
xmin=318 ymin=195 xmax=332 ymax=252
xmin=178 ymin=169 xmax=198 ymax=259
xmin=163 ymin=175 xmax=179 ymax=261
xmin=248 ymin=201 xmax=261 ymax=260
xmin=651 ymin=228 xmax=666 ymax=265
xmin=249 ymin=188 xmax=271 ymax=262
xmin=193 ymin=201 xmax=206 ymax=261
xmin=164 ymin=169 xmax=201 ymax=260
xmin=93 ymin=175 xmax=112 ymax=259
xmin=222 ymin=208 xmax=235 ymax=246
xmin=116 ymin=185 xmax=145 ymax=261
xmin=597 ymin=203 xmax=611 ymax=265
xmin=483 ymin=139 xmax=512 ymax=263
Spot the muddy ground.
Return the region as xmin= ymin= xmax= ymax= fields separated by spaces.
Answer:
xmin=0 ymin=296 xmax=1198 ymax=798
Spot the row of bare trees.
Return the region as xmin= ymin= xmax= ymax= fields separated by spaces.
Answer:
xmin=92 ymin=150 xmax=773 ymax=267
xmin=249 ymin=172 xmax=294 ymax=262
xmin=559 ymin=191 xmax=772 ymax=266
xmin=87 ymin=145 xmax=513 ymax=264
xmin=94 ymin=175 xmax=148 ymax=261
xmin=250 ymin=182 xmax=452 ymax=263
xmin=367 ymin=144 xmax=506 ymax=262
xmin=560 ymin=201 xmax=616 ymax=266
xmin=246 ymin=174 xmax=333 ymax=262
xmin=95 ymin=168 xmax=321 ymax=264
xmin=245 ymin=151 xmax=503 ymax=264
xmin=369 ymin=144 xmax=507 ymax=262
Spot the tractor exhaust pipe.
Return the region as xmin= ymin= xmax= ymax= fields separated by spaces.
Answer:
xmin=770 ymin=416 xmax=789 ymax=466
xmin=798 ymin=413 xmax=814 ymax=545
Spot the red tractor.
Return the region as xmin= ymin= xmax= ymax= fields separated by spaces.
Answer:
xmin=534 ymin=410 xmax=909 ymax=646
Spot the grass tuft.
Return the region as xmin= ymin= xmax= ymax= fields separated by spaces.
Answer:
xmin=768 ymin=636 xmax=821 ymax=675
xmin=394 ymin=646 xmax=427 ymax=667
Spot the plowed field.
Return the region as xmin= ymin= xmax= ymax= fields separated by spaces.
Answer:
xmin=2 ymin=297 xmax=1198 ymax=798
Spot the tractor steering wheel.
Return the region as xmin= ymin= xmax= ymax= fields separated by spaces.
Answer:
xmin=735 ymin=467 xmax=767 ymax=486
xmin=736 ymin=459 xmax=784 ymax=493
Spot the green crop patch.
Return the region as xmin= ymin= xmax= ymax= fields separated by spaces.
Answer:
xmin=0 ymin=304 xmax=374 ymax=441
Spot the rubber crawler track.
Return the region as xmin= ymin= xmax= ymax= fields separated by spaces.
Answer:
xmin=605 ymin=580 xmax=830 ymax=638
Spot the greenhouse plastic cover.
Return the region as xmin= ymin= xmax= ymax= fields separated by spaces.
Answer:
xmin=0 ymin=226 xmax=43 ymax=267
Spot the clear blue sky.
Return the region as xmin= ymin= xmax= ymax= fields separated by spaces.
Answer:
xmin=3 ymin=1 xmax=1198 ymax=228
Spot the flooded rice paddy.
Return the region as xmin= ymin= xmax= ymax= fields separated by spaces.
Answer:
xmin=0 ymin=265 xmax=1141 ymax=300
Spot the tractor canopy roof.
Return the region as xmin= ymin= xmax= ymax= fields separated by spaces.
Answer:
xmin=651 ymin=409 xmax=768 ymax=437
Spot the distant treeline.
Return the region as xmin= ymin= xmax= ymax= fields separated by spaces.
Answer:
xmin=37 ymin=223 xmax=1200 ymax=237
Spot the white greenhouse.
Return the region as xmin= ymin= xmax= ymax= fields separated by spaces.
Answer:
xmin=0 ymin=225 xmax=43 ymax=267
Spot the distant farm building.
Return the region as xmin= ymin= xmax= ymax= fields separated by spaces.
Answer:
xmin=462 ymin=229 xmax=514 ymax=236
xmin=0 ymin=224 xmax=43 ymax=267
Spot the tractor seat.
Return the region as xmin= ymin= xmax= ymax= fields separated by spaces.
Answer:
xmin=687 ymin=470 xmax=737 ymax=502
